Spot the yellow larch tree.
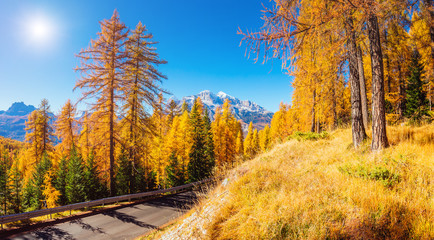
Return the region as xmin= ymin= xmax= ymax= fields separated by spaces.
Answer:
xmin=23 ymin=99 xmax=54 ymax=179
xmin=244 ymin=122 xmax=255 ymax=159
xmin=74 ymin=10 xmax=128 ymax=195
xmin=259 ymin=124 xmax=272 ymax=152
xmin=212 ymin=99 xmax=239 ymax=167
xmin=42 ymin=170 xmax=60 ymax=208
xmin=122 ymin=21 xmax=167 ymax=192
xmin=55 ymin=99 xmax=78 ymax=157
xmin=149 ymin=94 xmax=169 ymax=185
xmin=252 ymin=129 xmax=260 ymax=156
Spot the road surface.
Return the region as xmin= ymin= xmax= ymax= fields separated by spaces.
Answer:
xmin=4 ymin=191 xmax=197 ymax=240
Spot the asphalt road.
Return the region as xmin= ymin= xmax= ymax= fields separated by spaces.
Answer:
xmin=5 ymin=191 xmax=197 ymax=240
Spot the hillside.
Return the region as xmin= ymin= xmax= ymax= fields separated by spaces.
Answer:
xmin=148 ymin=125 xmax=434 ymax=239
xmin=175 ymin=90 xmax=273 ymax=132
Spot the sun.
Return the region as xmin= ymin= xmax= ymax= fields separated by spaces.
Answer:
xmin=20 ymin=12 xmax=59 ymax=50
xmin=28 ymin=17 xmax=53 ymax=43
xmin=30 ymin=19 xmax=50 ymax=40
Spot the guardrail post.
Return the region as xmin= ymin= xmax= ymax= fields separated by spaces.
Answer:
xmin=50 ymin=213 xmax=52 ymax=219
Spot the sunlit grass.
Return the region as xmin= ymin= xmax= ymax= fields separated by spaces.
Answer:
xmin=153 ymin=124 xmax=434 ymax=239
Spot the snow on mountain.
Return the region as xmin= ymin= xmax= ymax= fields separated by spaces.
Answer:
xmin=175 ymin=90 xmax=274 ymax=132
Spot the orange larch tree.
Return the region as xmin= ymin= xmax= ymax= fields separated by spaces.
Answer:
xmin=74 ymin=10 xmax=128 ymax=195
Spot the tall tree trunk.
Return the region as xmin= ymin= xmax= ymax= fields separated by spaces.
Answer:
xmin=397 ymin=62 xmax=405 ymax=118
xmin=368 ymin=14 xmax=389 ymax=150
xmin=332 ymin=76 xmax=338 ymax=129
xmin=109 ymin=85 xmax=115 ymax=196
xmin=311 ymin=89 xmax=316 ymax=132
xmin=109 ymin=37 xmax=116 ymax=196
xmin=383 ymin=29 xmax=392 ymax=94
xmin=425 ymin=0 xmax=434 ymax=61
xmin=424 ymin=0 xmax=434 ymax=111
xmin=346 ymin=17 xmax=367 ymax=148
xmin=357 ymin=46 xmax=369 ymax=129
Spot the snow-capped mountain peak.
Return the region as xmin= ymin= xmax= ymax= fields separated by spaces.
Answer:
xmin=177 ymin=90 xmax=273 ymax=132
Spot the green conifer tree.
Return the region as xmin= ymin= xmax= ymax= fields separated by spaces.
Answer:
xmin=115 ymin=150 xmax=132 ymax=195
xmin=188 ymin=98 xmax=208 ymax=182
xmin=54 ymin=157 xmax=68 ymax=205
xmin=0 ymin=156 xmax=9 ymax=214
xmin=203 ymin=107 xmax=215 ymax=178
xmin=8 ymin=162 xmax=22 ymax=213
xmin=166 ymin=152 xmax=186 ymax=187
xmin=65 ymin=149 xmax=85 ymax=203
xmin=23 ymin=153 xmax=52 ymax=210
xmin=405 ymin=49 xmax=428 ymax=121
xmin=84 ymin=153 xmax=107 ymax=200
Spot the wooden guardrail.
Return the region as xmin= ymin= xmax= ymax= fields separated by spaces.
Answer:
xmin=0 ymin=178 xmax=212 ymax=228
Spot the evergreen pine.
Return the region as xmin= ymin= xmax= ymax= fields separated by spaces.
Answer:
xmin=166 ymin=152 xmax=186 ymax=187
xmin=144 ymin=169 xmax=157 ymax=191
xmin=23 ymin=153 xmax=52 ymax=210
xmin=133 ymin=164 xmax=147 ymax=193
xmin=65 ymin=148 xmax=86 ymax=203
xmin=54 ymin=156 xmax=68 ymax=205
xmin=8 ymin=162 xmax=22 ymax=213
xmin=202 ymin=107 xmax=215 ymax=178
xmin=84 ymin=153 xmax=107 ymax=200
xmin=188 ymin=98 xmax=208 ymax=182
xmin=405 ymin=49 xmax=428 ymax=121
xmin=115 ymin=150 xmax=132 ymax=195
xmin=0 ymin=155 xmax=9 ymax=215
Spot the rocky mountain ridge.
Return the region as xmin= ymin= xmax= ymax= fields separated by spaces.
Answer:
xmin=176 ymin=90 xmax=273 ymax=132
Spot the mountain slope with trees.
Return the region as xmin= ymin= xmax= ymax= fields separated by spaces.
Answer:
xmin=149 ymin=125 xmax=434 ymax=239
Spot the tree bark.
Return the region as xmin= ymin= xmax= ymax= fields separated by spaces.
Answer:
xmin=357 ymin=46 xmax=369 ymax=129
xmin=311 ymin=89 xmax=316 ymax=132
xmin=109 ymin=29 xmax=116 ymax=196
xmin=397 ymin=62 xmax=405 ymax=118
xmin=346 ymin=17 xmax=367 ymax=148
xmin=383 ymin=29 xmax=392 ymax=94
xmin=367 ymin=14 xmax=389 ymax=150
xmin=109 ymin=81 xmax=115 ymax=196
xmin=424 ymin=0 xmax=434 ymax=111
xmin=425 ymin=0 xmax=434 ymax=61
xmin=332 ymin=76 xmax=338 ymax=129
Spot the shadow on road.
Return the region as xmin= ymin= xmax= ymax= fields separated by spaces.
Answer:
xmin=142 ymin=192 xmax=196 ymax=211
xmin=102 ymin=210 xmax=157 ymax=229
xmin=32 ymin=226 xmax=76 ymax=240
xmin=69 ymin=219 xmax=105 ymax=234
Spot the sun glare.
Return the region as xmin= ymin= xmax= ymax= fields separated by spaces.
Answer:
xmin=20 ymin=12 xmax=58 ymax=50
xmin=30 ymin=19 xmax=51 ymax=41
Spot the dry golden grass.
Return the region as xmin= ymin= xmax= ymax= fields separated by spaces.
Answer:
xmin=155 ymin=124 xmax=434 ymax=239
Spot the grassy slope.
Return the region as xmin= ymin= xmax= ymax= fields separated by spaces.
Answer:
xmin=152 ymin=125 xmax=434 ymax=239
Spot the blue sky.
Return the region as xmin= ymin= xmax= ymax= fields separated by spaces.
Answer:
xmin=0 ymin=0 xmax=292 ymax=113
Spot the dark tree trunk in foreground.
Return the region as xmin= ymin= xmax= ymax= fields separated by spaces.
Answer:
xmin=311 ymin=89 xmax=316 ymax=133
xmin=424 ymin=0 xmax=434 ymax=111
xmin=357 ymin=46 xmax=369 ymax=129
xmin=346 ymin=17 xmax=367 ymax=148
xmin=397 ymin=62 xmax=405 ymax=118
xmin=367 ymin=14 xmax=389 ymax=150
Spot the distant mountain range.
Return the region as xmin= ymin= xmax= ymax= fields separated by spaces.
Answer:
xmin=0 ymin=91 xmax=273 ymax=141
xmin=176 ymin=90 xmax=274 ymax=132
xmin=0 ymin=102 xmax=37 ymax=141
